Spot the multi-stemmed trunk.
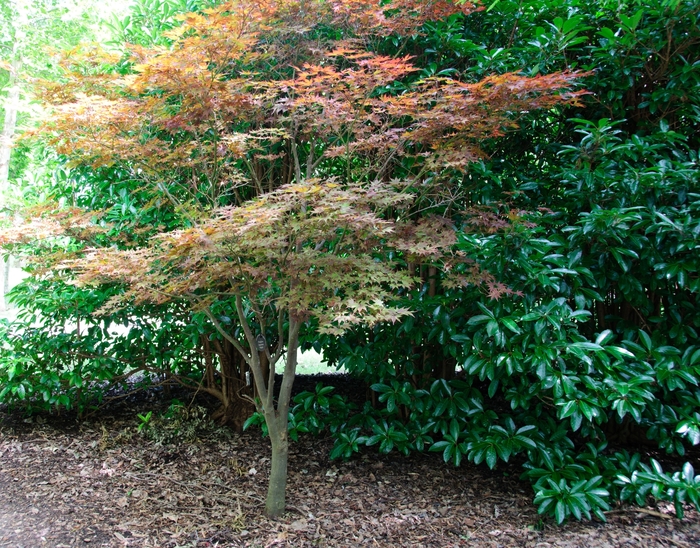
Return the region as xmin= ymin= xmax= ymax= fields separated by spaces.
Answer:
xmin=208 ymin=299 xmax=300 ymax=518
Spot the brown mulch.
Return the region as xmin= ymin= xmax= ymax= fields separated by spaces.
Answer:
xmin=1 ymin=378 xmax=700 ymax=547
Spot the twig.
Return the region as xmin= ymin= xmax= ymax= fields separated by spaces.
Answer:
xmin=607 ymin=507 xmax=672 ymax=520
xmin=632 ymin=507 xmax=673 ymax=520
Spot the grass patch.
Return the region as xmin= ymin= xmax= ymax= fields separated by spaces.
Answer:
xmin=296 ymin=350 xmax=339 ymax=375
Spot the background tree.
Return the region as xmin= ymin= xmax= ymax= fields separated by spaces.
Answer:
xmin=0 ymin=0 xmax=133 ymax=309
xmin=0 ymin=0 xmax=236 ymax=423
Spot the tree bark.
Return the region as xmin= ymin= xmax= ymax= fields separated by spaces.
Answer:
xmin=265 ymin=415 xmax=290 ymax=518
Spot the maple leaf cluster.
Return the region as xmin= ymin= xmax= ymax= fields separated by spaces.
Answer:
xmin=0 ymin=204 xmax=107 ymax=248
xmin=73 ymin=181 xmax=448 ymax=334
xmin=329 ymin=0 xmax=482 ymax=36
xmin=32 ymin=1 xmax=585 ymax=194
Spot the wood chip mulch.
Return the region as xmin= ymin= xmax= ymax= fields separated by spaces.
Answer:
xmin=1 ymin=380 xmax=700 ymax=547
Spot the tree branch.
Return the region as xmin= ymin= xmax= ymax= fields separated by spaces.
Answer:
xmin=202 ymin=307 xmax=250 ymax=365
xmin=235 ymin=294 xmax=271 ymax=409
xmin=277 ymin=316 xmax=301 ymax=414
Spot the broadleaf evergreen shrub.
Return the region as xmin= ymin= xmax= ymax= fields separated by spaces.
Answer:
xmin=316 ymin=0 xmax=700 ymax=523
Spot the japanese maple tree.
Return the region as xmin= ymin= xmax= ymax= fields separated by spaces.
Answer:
xmin=14 ymin=0 xmax=588 ymax=516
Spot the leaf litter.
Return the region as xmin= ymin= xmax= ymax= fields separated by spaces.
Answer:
xmin=1 ymin=377 xmax=700 ymax=547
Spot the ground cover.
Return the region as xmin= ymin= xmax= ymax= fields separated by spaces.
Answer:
xmin=1 ymin=375 xmax=699 ymax=548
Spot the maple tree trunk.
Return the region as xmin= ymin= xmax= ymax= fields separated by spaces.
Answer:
xmin=201 ymin=301 xmax=296 ymax=517
xmin=265 ymin=414 xmax=290 ymax=518
xmin=261 ymin=317 xmax=300 ymax=518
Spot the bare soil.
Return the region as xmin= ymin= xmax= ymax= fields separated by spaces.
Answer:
xmin=1 ymin=376 xmax=700 ymax=548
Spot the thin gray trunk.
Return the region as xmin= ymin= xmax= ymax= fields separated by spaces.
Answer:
xmin=0 ymin=48 xmax=20 ymax=311
xmin=1 ymin=256 xmax=10 ymax=310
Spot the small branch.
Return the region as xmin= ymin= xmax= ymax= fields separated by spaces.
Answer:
xmin=202 ymin=307 xmax=250 ymax=365
xmin=270 ymin=305 xmax=285 ymax=366
xmin=607 ymin=508 xmax=672 ymax=520
xmin=244 ymin=156 xmax=265 ymax=196
xmin=235 ymin=294 xmax=270 ymax=407
xmin=167 ymin=370 xmax=225 ymax=402
xmin=290 ymin=123 xmax=303 ymax=183
xmin=305 ymin=138 xmax=315 ymax=179
xmin=277 ymin=317 xmax=301 ymax=414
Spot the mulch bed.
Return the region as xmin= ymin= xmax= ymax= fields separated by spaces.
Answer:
xmin=1 ymin=375 xmax=700 ymax=547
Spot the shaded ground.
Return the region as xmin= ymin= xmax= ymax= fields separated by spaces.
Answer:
xmin=1 ymin=376 xmax=700 ymax=547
